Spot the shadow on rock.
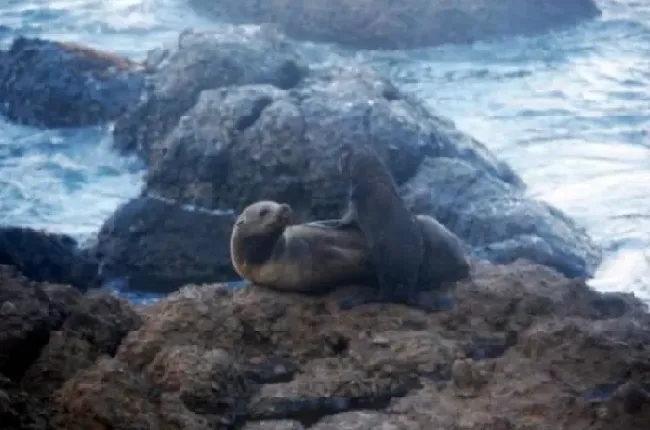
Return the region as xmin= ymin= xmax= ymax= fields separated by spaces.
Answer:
xmin=0 ymin=265 xmax=142 ymax=428
xmin=0 ymin=264 xmax=140 ymax=382
xmin=187 ymin=0 xmax=601 ymax=50
xmin=0 ymin=36 xmax=146 ymax=128
xmin=2 ymin=259 xmax=646 ymax=429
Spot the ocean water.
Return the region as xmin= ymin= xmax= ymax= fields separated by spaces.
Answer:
xmin=0 ymin=0 xmax=648 ymax=302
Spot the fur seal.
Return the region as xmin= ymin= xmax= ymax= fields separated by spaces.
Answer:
xmin=229 ymin=200 xmax=374 ymax=293
xmin=336 ymin=143 xmax=425 ymax=306
xmin=230 ymin=199 xmax=470 ymax=312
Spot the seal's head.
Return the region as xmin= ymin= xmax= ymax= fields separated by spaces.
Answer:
xmin=338 ymin=143 xmax=387 ymax=183
xmin=234 ymin=200 xmax=294 ymax=237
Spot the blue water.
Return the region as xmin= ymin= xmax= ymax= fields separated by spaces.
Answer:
xmin=0 ymin=0 xmax=648 ymax=302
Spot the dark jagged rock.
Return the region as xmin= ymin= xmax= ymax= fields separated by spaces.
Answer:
xmin=0 ymin=36 xmax=146 ymax=128
xmin=0 ymin=373 xmax=49 ymax=430
xmin=20 ymin=289 xmax=142 ymax=404
xmin=93 ymin=196 xmax=237 ymax=294
xmin=0 ymin=267 xmax=141 ymax=427
xmin=105 ymin=25 xmax=600 ymax=286
xmin=187 ymin=0 xmax=601 ymax=50
xmin=0 ymin=265 xmax=70 ymax=381
xmin=0 ymin=226 xmax=99 ymax=291
xmin=0 ymin=264 xmax=140 ymax=387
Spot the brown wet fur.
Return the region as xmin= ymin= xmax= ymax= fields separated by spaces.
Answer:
xmin=230 ymin=201 xmax=374 ymax=293
xmin=338 ymin=144 xmax=424 ymax=305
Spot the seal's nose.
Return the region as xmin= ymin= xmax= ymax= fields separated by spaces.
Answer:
xmin=279 ymin=204 xmax=293 ymax=222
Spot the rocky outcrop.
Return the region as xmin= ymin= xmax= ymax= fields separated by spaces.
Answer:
xmin=187 ymin=0 xmax=601 ymax=50
xmin=0 ymin=226 xmax=99 ymax=291
xmin=0 ymin=36 xmax=146 ymax=128
xmin=3 ymin=260 xmax=649 ymax=429
xmin=93 ymin=196 xmax=237 ymax=293
xmin=103 ymin=26 xmax=600 ymax=293
xmin=112 ymin=25 xmax=307 ymax=165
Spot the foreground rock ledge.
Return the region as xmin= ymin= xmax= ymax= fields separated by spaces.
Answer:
xmin=188 ymin=0 xmax=601 ymax=49
xmin=2 ymin=260 xmax=650 ymax=429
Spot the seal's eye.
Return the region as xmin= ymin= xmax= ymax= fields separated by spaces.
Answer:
xmin=259 ymin=208 xmax=269 ymax=218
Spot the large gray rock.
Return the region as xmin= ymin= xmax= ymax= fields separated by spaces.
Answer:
xmin=93 ymin=196 xmax=237 ymax=294
xmin=187 ymin=0 xmax=601 ymax=50
xmin=142 ymin=64 xmax=521 ymax=220
xmin=104 ymin=25 xmax=601 ymax=292
xmin=401 ymin=157 xmax=601 ymax=278
xmin=113 ymin=25 xmax=307 ymax=166
xmin=0 ymin=36 xmax=146 ymax=128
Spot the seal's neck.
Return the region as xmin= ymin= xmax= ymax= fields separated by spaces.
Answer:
xmin=349 ymin=158 xmax=396 ymax=190
xmin=238 ymin=228 xmax=284 ymax=265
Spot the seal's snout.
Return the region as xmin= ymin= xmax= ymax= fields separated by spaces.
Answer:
xmin=278 ymin=203 xmax=294 ymax=224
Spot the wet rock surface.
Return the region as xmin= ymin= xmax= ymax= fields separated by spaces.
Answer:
xmin=104 ymin=25 xmax=600 ymax=290
xmin=2 ymin=259 xmax=649 ymax=429
xmin=0 ymin=36 xmax=146 ymax=127
xmin=187 ymin=0 xmax=601 ymax=50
